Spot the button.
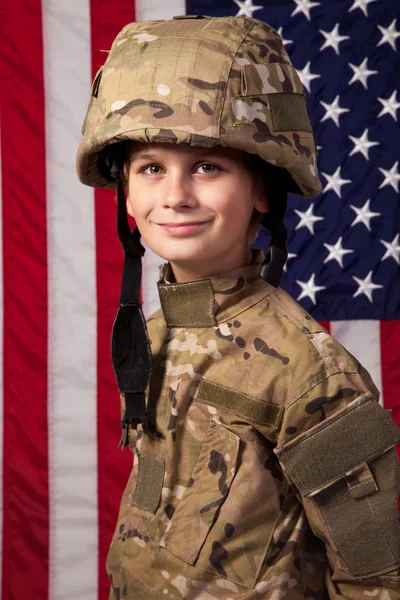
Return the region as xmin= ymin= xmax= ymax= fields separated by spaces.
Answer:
xmin=173 ymin=15 xmax=206 ymax=20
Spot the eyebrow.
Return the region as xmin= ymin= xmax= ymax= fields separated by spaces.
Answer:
xmin=130 ymin=152 xmax=159 ymax=162
xmin=130 ymin=147 xmax=231 ymax=163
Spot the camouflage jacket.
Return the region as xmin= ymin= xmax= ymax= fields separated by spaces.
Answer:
xmin=108 ymin=249 xmax=400 ymax=599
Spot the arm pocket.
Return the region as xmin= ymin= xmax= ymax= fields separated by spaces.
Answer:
xmin=275 ymin=396 xmax=400 ymax=578
xmin=159 ymin=420 xmax=240 ymax=564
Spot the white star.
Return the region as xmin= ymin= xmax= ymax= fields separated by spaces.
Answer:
xmin=297 ymin=61 xmax=321 ymax=93
xmin=296 ymin=273 xmax=326 ymax=305
xmin=321 ymin=166 xmax=351 ymax=198
xmin=377 ymin=19 xmax=400 ymax=51
xmin=349 ymin=0 xmax=377 ymax=18
xmin=277 ymin=27 xmax=293 ymax=47
xmin=294 ymin=203 xmax=324 ymax=234
xmin=378 ymin=161 xmax=400 ymax=193
xmin=323 ymin=237 xmax=353 ymax=268
xmin=348 ymin=58 xmax=378 ymax=89
xmin=348 ymin=129 xmax=379 ymax=160
xmin=353 ymin=271 xmax=383 ymax=303
xmin=320 ymin=95 xmax=350 ymax=127
xmin=350 ymin=199 xmax=380 ymax=231
xmin=377 ymin=91 xmax=400 ymax=121
xmin=320 ymin=23 xmax=350 ymax=54
xmin=380 ymin=234 xmax=400 ymax=265
xmin=233 ymin=0 xmax=263 ymax=17
xmin=291 ymin=0 xmax=320 ymax=21
xmin=283 ymin=252 xmax=297 ymax=273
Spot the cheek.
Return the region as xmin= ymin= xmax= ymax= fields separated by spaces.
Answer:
xmin=126 ymin=181 xmax=151 ymax=221
xmin=126 ymin=195 xmax=137 ymax=219
xmin=211 ymin=182 xmax=254 ymax=228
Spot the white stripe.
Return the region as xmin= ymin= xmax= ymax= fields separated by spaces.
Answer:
xmin=136 ymin=0 xmax=187 ymax=21
xmin=142 ymin=242 xmax=163 ymax=318
xmin=330 ymin=320 xmax=383 ymax=405
xmin=42 ymin=1 xmax=98 ymax=598
xmin=136 ymin=0 xmax=187 ymax=318
xmin=0 ymin=113 xmax=4 ymax=600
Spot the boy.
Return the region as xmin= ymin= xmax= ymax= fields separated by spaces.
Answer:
xmin=77 ymin=15 xmax=400 ymax=600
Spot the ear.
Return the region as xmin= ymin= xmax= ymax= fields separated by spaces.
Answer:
xmin=254 ymin=186 xmax=269 ymax=213
xmin=252 ymin=175 xmax=269 ymax=214
xmin=126 ymin=197 xmax=134 ymax=218
xmin=255 ymin=195 xmax=269 ymax=213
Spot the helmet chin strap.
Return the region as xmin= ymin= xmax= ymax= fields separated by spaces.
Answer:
xmin=258 ymin=189 xmax=288 ymax=288
xmin=258 ymin=218 xmax=288 ymax=288
xmin=111 ymin=175 xmax=152 ymax=431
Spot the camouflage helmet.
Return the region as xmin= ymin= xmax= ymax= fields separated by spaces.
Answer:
xmin=76 ymin=15 xmax=321 ymax=197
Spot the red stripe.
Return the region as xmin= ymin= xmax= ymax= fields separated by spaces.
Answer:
xmin=380 ymin=320 xmax=400 ymax=510
xmin=318 ymin=320 xmax=331 ymax=334
xmin=89 ymin=3 xmax=137 ymax=598
xmin=0 ymin=1 xmax=49 ymax=598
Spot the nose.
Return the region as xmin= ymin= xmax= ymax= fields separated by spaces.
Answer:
xmin=162 ymin=170 xmax=196 ymax=209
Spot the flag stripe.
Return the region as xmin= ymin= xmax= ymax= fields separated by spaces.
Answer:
xmin=0 ymin=1 xmax=49 ymax=598
xmin=318 ymin=320 xmax=331 ymax=335
xmin=330 ymin=320 xmax=383 ymax=404
xmin=0 ymin=108 xmax=4 ymax=600
xmin=380 ymin=320 xmax=400 ymax=455
xmin=42 ymin=1 xmax=99 ymax=598
xmin=135 ymin=0 xmax=186 ymax=320
xmin=89 ymin=2 xmax=137 ymax=598
xmin=136 ymin=0 xmax=187 ymax=23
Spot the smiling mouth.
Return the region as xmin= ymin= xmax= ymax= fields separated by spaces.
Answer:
xmin=158 ymin=221 xmax=210 ymax=226
xmin=157 ymin=221 xmax=211 ymax=235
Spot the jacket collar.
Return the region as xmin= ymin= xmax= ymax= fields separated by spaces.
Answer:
xmin=157 ymin=249 xmax=273 ymax=327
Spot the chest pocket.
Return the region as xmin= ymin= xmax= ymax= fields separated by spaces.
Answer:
xmin=159 ymin=420 xmax=239 ymax=562
xmin=159 ymin=416 xmax=286 ymax=590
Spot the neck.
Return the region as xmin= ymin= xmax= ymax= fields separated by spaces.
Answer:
xmin=157 ymin=248 xmax=270 ymax=328
xmin=170 ymin=247 xmax=254 ymax=283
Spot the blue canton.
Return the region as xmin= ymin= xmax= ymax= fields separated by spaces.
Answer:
xmin=186 ymin=0 xmax=400 ymax=320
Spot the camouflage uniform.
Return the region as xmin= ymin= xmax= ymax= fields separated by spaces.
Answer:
xmin=107 ymin=248 xmax=400 ymax=599
xmin=75 ymin=15 xmax=400 ymax=600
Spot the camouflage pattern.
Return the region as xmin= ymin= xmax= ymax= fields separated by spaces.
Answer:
xmin=107 ymin=249 xmax=400 ymax=599
xmin=76 ymin=16 xmax=321 ymax=197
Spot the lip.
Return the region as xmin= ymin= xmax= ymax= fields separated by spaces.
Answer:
xmin=157 ymin=221 xmax=211 ymax=235
xmin=158 ymin=221 xmax=209 ymax=226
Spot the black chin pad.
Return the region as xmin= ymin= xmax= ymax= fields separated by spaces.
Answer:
xmin=111 ymin=303 xmax=152 ymax=393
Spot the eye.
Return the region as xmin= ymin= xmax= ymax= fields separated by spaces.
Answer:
xmin=197 ymin=163 xmax=219 ymax=175
xmin=143 ymin=164 xmax=164 ymax=175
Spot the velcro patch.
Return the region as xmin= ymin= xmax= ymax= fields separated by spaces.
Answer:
xmin=133 ymin=454 xmax=165 ymax=513
xmin=158 ymin=279 xmax=216 ymax=327
xmin=275 ymin=396 xmax=400 ymax=496
xmin=269 ymin=93 xmax=312 ymax=132
xmin=196 ymin=378 xmax=283 ymax=429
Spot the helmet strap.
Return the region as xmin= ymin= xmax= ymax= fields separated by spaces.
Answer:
xmin=111 ymin=176 xmax=152 ymax=431
xmin=258 ymin=218 xmax=288 ymax=288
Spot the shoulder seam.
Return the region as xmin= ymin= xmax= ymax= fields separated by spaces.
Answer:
xmin=286 ymin=367 xmax=360 ymax=409
xmin=268 ymin=291 xmax=333 ymax=368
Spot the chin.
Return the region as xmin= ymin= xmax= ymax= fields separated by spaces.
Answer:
xmin=147 ymin=241 xmax=210 ymax=264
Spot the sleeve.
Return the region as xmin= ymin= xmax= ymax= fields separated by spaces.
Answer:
xmin=274 ymin=372 xmax=400 ymax=598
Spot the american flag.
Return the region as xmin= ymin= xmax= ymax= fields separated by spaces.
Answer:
xmin=0 ymin=0 xmax=398 ymax=599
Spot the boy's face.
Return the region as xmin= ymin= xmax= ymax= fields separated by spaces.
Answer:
xmin=126 ymin=143 xmax=269 ymax=282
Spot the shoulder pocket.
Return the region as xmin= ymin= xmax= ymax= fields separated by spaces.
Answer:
xmin=275 ymin=396 xmax=400 ymax=577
